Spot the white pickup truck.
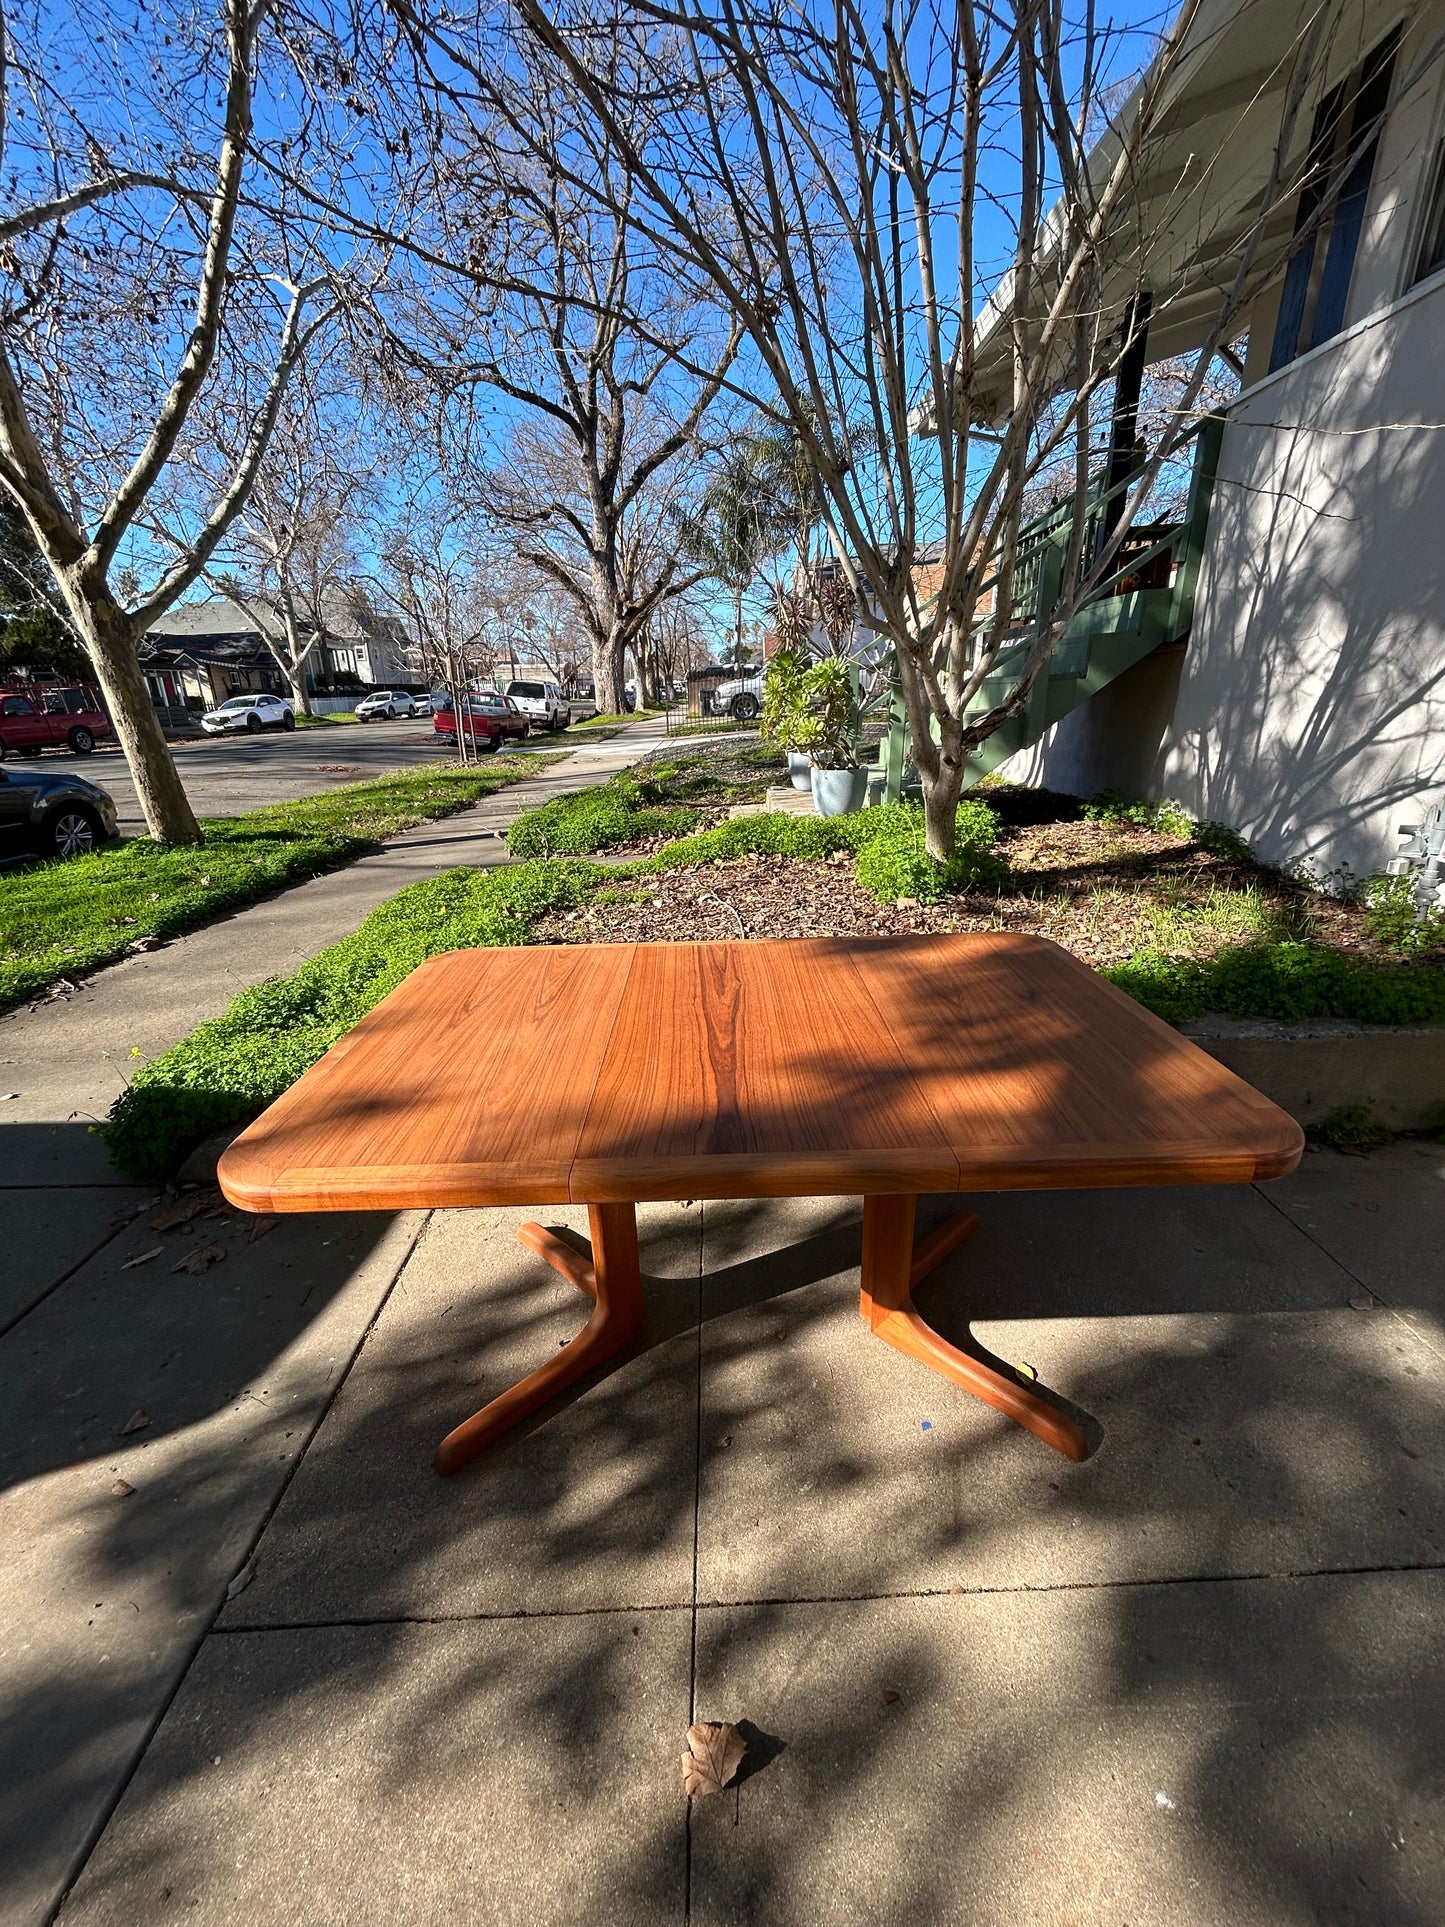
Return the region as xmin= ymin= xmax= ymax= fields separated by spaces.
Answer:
xmin=713 ymin=673 xmax=764 ymax=722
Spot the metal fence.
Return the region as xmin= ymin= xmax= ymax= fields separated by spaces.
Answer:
xmin=663 ymin=703 xmax=755 ymax=738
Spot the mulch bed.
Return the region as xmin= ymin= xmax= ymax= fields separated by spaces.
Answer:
xmin=530 ymin=814 xmax=1398 ymax=969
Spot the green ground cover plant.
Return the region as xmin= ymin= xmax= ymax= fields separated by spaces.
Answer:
xmin=1103 ymin=941 xmax=1445 ymax=1026
xmin=642 ymin=796 xmax=1006 ymax=902
xmin=506 ymin=768 xmax=705 ymax=856
xmin=294 ymin=711 xmax=360 ymax=728
xmin=0 ymin=757 xmax=552 ymax=1012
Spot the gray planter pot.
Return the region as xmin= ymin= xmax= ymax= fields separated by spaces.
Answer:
xmin=787 ymin=752 xmax=813 ymax=792
xmin=811 ymin=766 xmax=868 ymax=816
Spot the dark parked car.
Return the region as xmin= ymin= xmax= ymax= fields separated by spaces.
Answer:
xmin=0 ymin=684 xmax=114 ymax=759
xmin=0 ymin=761 xmax=119 ymax=860
xmin=432 ymin=690 xmax=531 ymax=752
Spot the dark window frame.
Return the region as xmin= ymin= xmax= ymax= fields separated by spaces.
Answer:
xmin=1269 ymin=27 xmax=1401 ymax=374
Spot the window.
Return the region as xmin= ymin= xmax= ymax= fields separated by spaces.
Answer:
xmin=1 ymin=695 xmax=35 ymax=717
xmin=509 ymin=681 xmax=546 ymax=698
xmin=1412 ymin=139 xmax=1445 ymax=284
xmin=1270 ymin=29 xmax=1400 ymax=373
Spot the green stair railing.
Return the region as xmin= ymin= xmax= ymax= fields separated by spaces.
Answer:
xmin=880 ymin=415 xmax=1223 ymax=802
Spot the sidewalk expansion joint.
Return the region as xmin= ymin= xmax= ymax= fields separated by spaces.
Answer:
xmin=207 ymin=1555 xmax=1445 ymax=1639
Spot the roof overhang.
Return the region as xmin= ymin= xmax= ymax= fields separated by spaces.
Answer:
xmin=959 ymin=0 xmax=1397 ymax=426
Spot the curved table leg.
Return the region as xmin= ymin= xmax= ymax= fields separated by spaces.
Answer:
xmin=860 ymin=1195 xmax=1089 ymax=1463
xmin=433 ymin=1204 xmax=643 ymax=1477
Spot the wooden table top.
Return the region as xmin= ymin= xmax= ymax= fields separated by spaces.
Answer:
xmin=217 ymin=935 xmax=1303 ymax=1213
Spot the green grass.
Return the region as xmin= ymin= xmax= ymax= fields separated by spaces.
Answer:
xmin=1306 ymin=1104 xmax=1394 ymax=1153
xmin=0 ymin=757 xmax=555 ymax=1012
xmin=294 ymin=711 xmax=360 ymax=728
xmin=571 ymin=711 xmax=654 ymax=729
xmin=1136 ymin=880 xmax=1309 ymax=951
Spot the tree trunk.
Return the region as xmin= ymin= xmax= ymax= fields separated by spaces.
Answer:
xmin=591 ymin=627 xmax=625 ymax=715
xmin=75 ymin=591 xmax=202 ymax=844
xmin=920 ymin=719 xmax=967 ymax=859
xmin=285 ymin=668 xmax=313 ymax=717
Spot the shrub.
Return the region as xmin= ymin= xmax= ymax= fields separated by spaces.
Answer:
xmin=1363 ymin=873 xmax=1445 ymax=956
xmin=850 ymin=800 xmax=1007 ymax=903
xmin=506 ymin=772 xmax=700 ymax=857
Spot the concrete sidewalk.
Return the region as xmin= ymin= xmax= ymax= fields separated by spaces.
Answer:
xmin=0 ymin=715 xmax=669 ymax=1922
xmin=4 ymin=1135 xmax=1444 ymax=1923
xmin=5 ymin=713 xmax=1445 ymax=1924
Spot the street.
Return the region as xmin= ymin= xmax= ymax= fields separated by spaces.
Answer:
xmin=74 ymin=717 xmax=571 ymax=834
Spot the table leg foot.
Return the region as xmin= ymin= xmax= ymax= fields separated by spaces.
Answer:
xmin=517 ymin=1220 xmax=598 ymax=1300
xmin=860 ymin=1195 xmax=1089 ymax=1464
xmin=434 ymin=1204 xmax=643 ymax=1477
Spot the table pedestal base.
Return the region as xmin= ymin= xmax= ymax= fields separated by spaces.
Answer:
xmin=433 ymin=1194 xmax=1089 ymax=1475
xmin=432 ymin=1204 xmax=643 ymax=1477
xmin=860 ymin=1195 xmax=1089 ymax=1462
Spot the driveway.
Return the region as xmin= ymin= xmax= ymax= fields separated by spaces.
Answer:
xmin=76 ymin=718 xmax=574 ymax=834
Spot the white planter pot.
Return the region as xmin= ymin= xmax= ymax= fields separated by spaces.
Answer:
xmin=811 ymin=766 xmax=868 ymax=816
xmin=787 ymin=752 xmax=813 ymax=792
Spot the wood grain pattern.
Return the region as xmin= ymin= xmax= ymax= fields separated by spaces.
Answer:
xmin=218 ymin=944 xmax=636 ymax=1213
xmin=218 ymin=933 xmax=1303 ymax=1214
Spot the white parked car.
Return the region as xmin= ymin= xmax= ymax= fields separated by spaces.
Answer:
xmin=505 ymin=679 xmax=571 ymax=730
xmin=355 ymin=689 xmax=422 ymax=721
xmin=199 ymin=693 xmax=295 ymax=735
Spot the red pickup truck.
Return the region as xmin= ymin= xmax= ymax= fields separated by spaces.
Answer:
xmin=0 ymin=685 xmax=113 ymax=761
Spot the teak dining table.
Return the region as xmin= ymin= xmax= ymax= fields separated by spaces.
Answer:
xmin=218 ymin=933 xmax=1304 ymax=1476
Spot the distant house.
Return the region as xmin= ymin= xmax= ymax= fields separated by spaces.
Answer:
xmin=140 ymin=592 xmax=418 ymax=720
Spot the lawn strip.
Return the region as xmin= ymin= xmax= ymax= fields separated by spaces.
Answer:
xmin=0 ymin=755 xmax=560 ymax=1013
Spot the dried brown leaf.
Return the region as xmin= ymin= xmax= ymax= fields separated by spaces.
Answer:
xmin=111 ymin=1479 xmax=135 ymax=1497
xmin=173 ymin=1243 xmax=226 ymax=1276
xmin=681 ymin=1720 xmax=746 ymax=1798
xmin=150 ymin=1194 xmax=213 ymax=1232
xmin=249 ymin=1217 xmax=279 ymax=1243
xmin=119 ymin=1410 xmax=150 ymax=1435
xmin=120 ymin=1247 xmax=163 ymax=1270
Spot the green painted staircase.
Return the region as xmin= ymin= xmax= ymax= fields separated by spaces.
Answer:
xmin=880 ymin=416 xmax=1223 ymax=801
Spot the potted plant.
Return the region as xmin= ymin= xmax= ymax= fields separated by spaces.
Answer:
xmin=797 ymin=657 xmax=867 ymax=815
xmin=759 ymin=643 xmax=813 ymax=789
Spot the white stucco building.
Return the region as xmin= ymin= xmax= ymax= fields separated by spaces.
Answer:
xmin=995 ymin=0 xmax=1445 ymax=885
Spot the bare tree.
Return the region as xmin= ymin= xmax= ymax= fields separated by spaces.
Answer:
xmin=375 ymin=21 xmax=742 ymax=717
xmin=372 ymin=501 xmax=496 ymax=763
xmin=0 ymin=0 xmax=356 ymax=840
xmin=516 ymin=0 xmax=1333 ymax=856
xmin=206 ymin=380 xmax=376 ymax=715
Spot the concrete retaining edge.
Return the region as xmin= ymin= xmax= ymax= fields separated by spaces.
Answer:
xmin=1182 ymin=1017 xmax=1445 ymax=1130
